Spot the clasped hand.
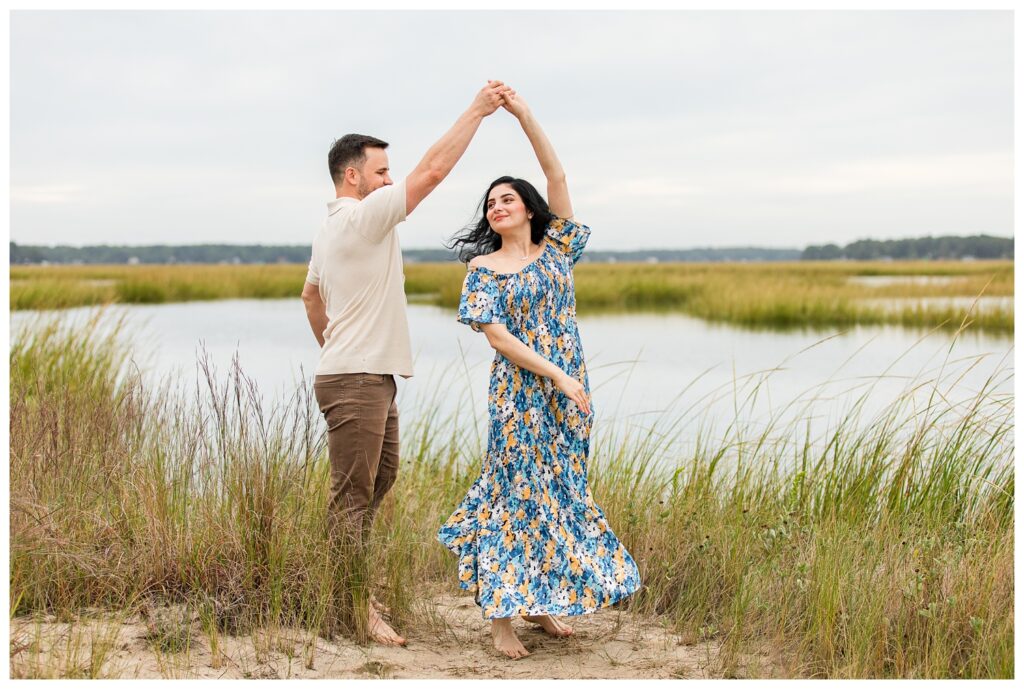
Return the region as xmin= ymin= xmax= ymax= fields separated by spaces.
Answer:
xmin=475 ymin=80 xmax=530 ymax=119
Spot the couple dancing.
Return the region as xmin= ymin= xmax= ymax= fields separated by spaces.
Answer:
xmin=302 ymin=81 xmax=641 ymax=660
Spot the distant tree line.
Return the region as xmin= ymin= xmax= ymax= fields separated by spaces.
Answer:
xmin=9 ymin=242 xmax=802 ymax=265
xmin=801 ymin=235 xmax=1012 ymax=261
xmin=9 ymin=236 xmax=1011 ymax=265
xmin=9 ymin=243 xmax=315 ymax=265
xmin=576 ymin=247 xmax=802 ymax=263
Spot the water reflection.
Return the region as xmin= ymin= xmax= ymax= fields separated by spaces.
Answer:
xmin=847 ymin=275 xmax=958 ymax=287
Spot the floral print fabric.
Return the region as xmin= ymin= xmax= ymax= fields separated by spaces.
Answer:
xmin=437 ymin=217 xmax=642 ymax=619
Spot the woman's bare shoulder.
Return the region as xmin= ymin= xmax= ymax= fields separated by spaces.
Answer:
xmin=469 ymin=253 xmax=499 ymax=270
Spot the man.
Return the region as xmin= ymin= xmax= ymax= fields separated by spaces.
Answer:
xmin=302 ymin=81 xmax=512 ymax=646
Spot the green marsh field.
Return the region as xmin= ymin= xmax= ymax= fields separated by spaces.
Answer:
xmin=8 ymin=261 xmax=1015 ymax=678
xmin=10 ymin=259 xmax=1015 ymax=332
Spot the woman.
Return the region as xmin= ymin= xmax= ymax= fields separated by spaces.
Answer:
xmin=436 ymin=91 xmax=642 ymax=660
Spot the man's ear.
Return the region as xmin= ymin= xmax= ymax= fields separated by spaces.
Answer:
xmin=344 ymin=166 xmax=359 ymax=186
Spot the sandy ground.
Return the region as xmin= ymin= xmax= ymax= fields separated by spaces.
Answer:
xmin=10 ymin=593 xmax=778 ymax=679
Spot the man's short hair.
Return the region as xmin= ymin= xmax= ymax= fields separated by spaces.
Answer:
xmin=328 ymin=134 xmax=389 ymax=185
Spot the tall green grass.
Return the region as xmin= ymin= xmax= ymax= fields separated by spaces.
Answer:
xmin=11 ymin=260 xmax=1014 ymax=333
xmin=9 ymin=313 xmax=1014 ymax=678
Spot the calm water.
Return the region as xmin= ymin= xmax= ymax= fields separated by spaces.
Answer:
xmin=11 ymin=300 xmax=1013 ymax=462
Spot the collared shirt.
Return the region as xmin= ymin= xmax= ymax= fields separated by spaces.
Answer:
xmin=306 ymin=179 xmax=413 ymax=377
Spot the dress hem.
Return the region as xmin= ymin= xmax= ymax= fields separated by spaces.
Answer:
xmin=454 ymin=578 xmax=642 ymax=621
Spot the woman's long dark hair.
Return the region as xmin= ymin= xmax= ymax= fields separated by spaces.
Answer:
xmin=447 ymin=176 xmax=554 ymax=264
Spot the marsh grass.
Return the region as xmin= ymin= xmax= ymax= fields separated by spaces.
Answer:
xmin=11 ymin=260 xmax=1014 ymax=332
xmin=10 ymin=264 xmax=304 ymax=310
xmin=8 ymin=312 xmax=1014 ymax=678
xmin=10 ymin=614 xmax=128 ymax=679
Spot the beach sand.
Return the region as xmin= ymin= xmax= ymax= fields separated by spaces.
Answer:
xmin=10 ymin=591 xmax=780 ymax=679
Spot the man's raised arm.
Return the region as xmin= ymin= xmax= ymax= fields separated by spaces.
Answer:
xmin=404 ymin=81 xmax=511 ymax=216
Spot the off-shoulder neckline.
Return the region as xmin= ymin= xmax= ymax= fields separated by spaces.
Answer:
xmin=468 ymin=240 xmax=551 ymax=277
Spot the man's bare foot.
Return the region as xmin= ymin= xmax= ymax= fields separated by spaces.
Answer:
xmin=491 ymin=617 xmax=530 ymax=659
xmin=368 ymin=604 xmax=406 ymax=646
xmin=522 ymin=614 xmax=574 ymax=637
xmin=369 ymin=594 xmax=391 ymax=615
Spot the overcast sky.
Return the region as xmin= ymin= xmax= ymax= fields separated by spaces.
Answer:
xmin=10 ymin=10 xmax=1013 ymax=250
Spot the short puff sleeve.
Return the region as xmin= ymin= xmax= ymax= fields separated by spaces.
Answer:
xmin=544 ymin=216 xmax=591 ymax=265
xmin=457 ymin=268 xmax=505 ymax=333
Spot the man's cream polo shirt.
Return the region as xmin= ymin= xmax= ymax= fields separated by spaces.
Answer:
xmin=306 ymin=179 xmax=414 ymax=378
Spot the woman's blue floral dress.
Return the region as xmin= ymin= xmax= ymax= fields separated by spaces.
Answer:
xmin=437 ymin=217 xmax=642 ymax=620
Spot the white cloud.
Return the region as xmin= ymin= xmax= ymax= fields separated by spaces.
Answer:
xmin=10 ymin=185 xmax=87 ymax=204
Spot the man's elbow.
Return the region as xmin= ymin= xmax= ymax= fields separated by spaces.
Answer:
xmin=301 ymin=283 xmax=319 ymax=302
xmin=414 ymin=163 xmax=445 ymax=189
xmin=426 ymin=167 xmax=446 ymax=186
xmin=406 ymin=169 xmax=446 ymax=215
xmin=301 ymin=293 xmax=321 ymax=310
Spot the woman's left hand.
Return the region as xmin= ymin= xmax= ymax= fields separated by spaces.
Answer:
xmin=555 ymin=372 xmax=591 ymax=416
xmin=501 ymin=90 xmax=531 ymax=120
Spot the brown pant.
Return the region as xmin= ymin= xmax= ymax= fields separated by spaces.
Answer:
xmin=314 ymin=372 xmax=400 ymax=550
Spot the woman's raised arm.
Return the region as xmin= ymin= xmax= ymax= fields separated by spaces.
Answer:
xmin=502 ymin=92 xmax=573 ymax=219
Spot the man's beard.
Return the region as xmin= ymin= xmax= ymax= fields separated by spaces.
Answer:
xmin=356 ymin=179 xmax=375 ymax=199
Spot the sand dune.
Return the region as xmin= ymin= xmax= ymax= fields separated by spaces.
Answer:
xmin=10 ymin=593 xmax=779 ymax=679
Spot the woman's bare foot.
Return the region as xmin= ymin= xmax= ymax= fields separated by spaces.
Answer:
xmin=522 ymin=614 xmax=574 ymax=637
xmin=368 ymin=603 xmax=406 ymax=646
xmin=491 ymin=617 xmax=530 ymax=659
